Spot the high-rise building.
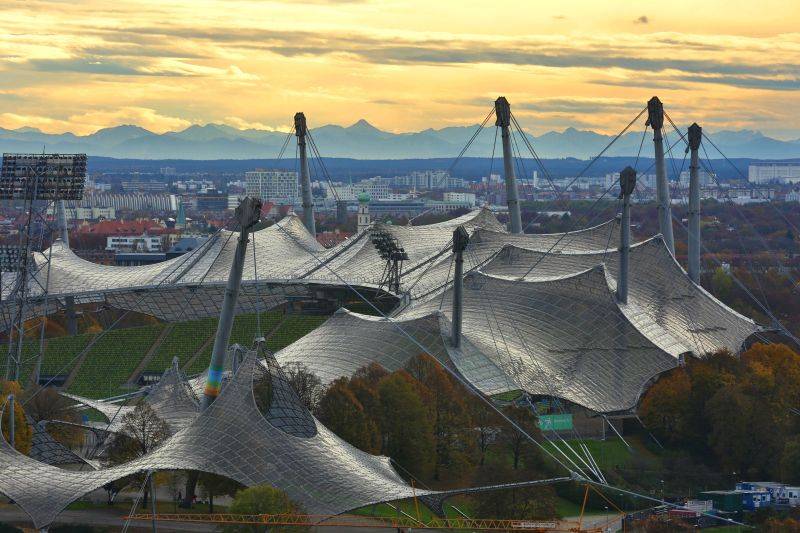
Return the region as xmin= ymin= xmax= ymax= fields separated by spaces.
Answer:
xmin=748 ymin=163 xmax=800 ymax=184
xmin=245 ymin=169 xmax=300 ymax=204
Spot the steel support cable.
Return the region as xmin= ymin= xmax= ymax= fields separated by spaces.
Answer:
xmin=670 ymin=203 xmax=799 ymax=346
xmin=453 ymin=243 xmax=603 ymax=484
xmin=488 ymin=126 xmax=499 ymax=183
xmin=661 ymin=116 xmax=790 ymax=323
xmin=509 ymin=114 xmax=559 ymax=195
xmin=700 ymin=142 xmax=800 ymax=296
xmin=270 ymin=222 xmax=584 ymax=480
xmin=509 ymin=124 xmax=531 ymax=190
xmin=446 ymin=107 xmax=496 ymax=174
xmin=121 ymin=469 xmax=153 ymax=533
xmin=276 ymin=128 xmax=294 ymax=161
xmin=601 ymin=198 xmax=621 ymax=265
xmin=305 ymin=130 xmax=340 ymax=204
xmin=512 ymin=106 xmax=647 ymax=198
xmin=436 ymin=254 xmax=454 ymax=312
xmin=696 ymin=143 xmax=777 ymax=325
xmin=633 ymin=124 xmax=648 ymax=172
xmin=694 ymin=138 xmax=800 ymax=305
xmin=630 ymin=177 xmax=785 ymax=347
xmin=22 ymin=217 xmax=238 ymax=407
xmin=668 ymin=175 xmax=713 ymax=356
xmin=666 ymin=111 xmax=799 ymax=238
xmin=518 ymin=134 xmax=686 ymax=280
xmin=463 ymin=244 xmax=605 ymax=481
xmin=515 ymin=107 xmax=648 ymax=243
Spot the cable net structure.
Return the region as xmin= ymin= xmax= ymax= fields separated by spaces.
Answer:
xmin=0 ymin=206 xmax=767 ymax=529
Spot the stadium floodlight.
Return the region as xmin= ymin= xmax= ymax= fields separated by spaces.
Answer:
xmin=0 ymin=245 xmax=29 ymax=272
xmin=0 ymin=153 xmax=87 ymax=200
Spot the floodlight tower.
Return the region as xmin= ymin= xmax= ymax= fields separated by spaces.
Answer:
xmin=495 ymin=97 xmax=523 ymax=234
xmin=617 ymin=167 xmax=637 ymax=304
xmin=200 ymin=196 xmax=262 ymax=411
xmin=451 ymin=226 xmax=469 ymax=348
xmin=371 ymin=231 xmax=408 ymax=294
xmin=295 ymin=112 xmax=316 ymax=238
xmin=687 ymin=123 xmax=703 ymax=284
xmin=646 ymin=97 xmax=675 ymax=255
xmin=0 ymin=153 xmax=86 ymax=383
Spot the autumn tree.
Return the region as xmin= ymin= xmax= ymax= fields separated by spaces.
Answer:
xmin=405 ymin=354 xmax=476 ymax=485
xmin=315 ymin=378 xmax=380 ymax=453
xmin=637 ymin=343 xmax=800 ymax=481
xmin=378 ymin=371 xmax=435 ymax=481
xmin=500 ymin=404 xmax=543 ymax=471
xmin=106 ymin=402 xmax=170 ymax=507
xmin=468 ymin=395 xmax=503 ymax=467
xmin=23 ymin=386 xmax=82 ymax=447
xmin=0 ymin=381 xmax=32 ymax=454
xmin=638 ymin=369 xmax=692 ymax=445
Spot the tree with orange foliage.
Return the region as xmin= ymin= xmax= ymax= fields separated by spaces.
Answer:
xmin=405 ymin=354 xmax=476 ymax=485
xmin=315 ymin=378 xmax=380 ymax=454
xmin=639 ymin=368 xmax=692 ymax=445
xmin=0 ymin=381 xmax=32 ymax=454
xmin=638 ymin=343 xmax=800 ymax=481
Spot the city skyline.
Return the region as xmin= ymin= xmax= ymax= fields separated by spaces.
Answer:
xmin=0 ymin=0 xmax=798 ymax=139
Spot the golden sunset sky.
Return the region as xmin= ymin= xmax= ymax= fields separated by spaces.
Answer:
xmin=1 ymin=0 xmax=798 ymax=138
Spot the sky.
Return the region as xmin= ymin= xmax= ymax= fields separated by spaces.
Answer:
xmin=1 ymin=0 xmax=799 ymax=139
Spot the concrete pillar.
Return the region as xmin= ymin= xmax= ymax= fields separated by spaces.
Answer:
xmin=451 ymin=226 xmax=470 ymax=348
xmin=7 ymin=394 xmax=14 ymax=450
xmin=495 ymin=97 xmax=522 ymax=234
xmin=687 ymin=123 xmax=702 ymax=283
xmin=617 ymin=167 xmax=637 ymax=304
xmin=647 ymin=97 xmax=675 ymax=255
xmin=295 ymin=113 xmax=316 ymax=238
xmin=201 ymin=197 xmax=262 ymax=411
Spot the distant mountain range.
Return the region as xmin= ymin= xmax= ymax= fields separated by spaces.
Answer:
xmin=1 ymin=119 xmax=799 ymax=160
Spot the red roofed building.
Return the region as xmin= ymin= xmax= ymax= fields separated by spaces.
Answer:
xmin=76 ymin=219 xmax=165 ymax=236
xmin=316 ymin=229 xmax=352 ymax=248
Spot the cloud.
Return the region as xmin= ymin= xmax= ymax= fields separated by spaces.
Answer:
xmin=634 ymin=15 xmax=649 ymax=24
xmin=109 ymin=26 xmax=796 ymax=91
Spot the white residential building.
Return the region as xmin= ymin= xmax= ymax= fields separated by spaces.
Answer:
xmin=394 ymin=170 xmax=452 ymax=190
xmin=328 ymin=178 xmax=390 ymax=201
xmin=245 ymin=169 xmax=299 ymax=204
xmin=443 ymin=192 xmax=476 ymax=206
xmin=748 ymin=163 xmax=800 ymax=184
xmin=47 ymin=206 xmax=116 ymax=220
xmin=106 ymin=234 xmax=162 ymax=253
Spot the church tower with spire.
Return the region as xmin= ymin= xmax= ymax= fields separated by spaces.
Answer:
xmin=357 ymin=190 xmax=371 ymax=232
